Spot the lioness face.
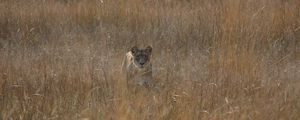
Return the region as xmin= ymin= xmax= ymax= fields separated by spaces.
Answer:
xmin=131 ymin=46 xmax=152 ymax=68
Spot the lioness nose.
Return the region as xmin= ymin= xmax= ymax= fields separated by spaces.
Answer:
xmin=140 ymin=62 xmax=145 ymax=65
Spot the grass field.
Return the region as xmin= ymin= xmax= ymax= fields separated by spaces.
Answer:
xmin=0 ymin=0 xmax=300 ymax=119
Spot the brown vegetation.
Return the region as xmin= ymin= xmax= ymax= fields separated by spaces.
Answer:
xmin=0 ymin=0 xmax=299 ymax=119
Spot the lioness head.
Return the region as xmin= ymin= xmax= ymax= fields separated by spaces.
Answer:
xmin=131 ymin=46 xmax=152 ymax=68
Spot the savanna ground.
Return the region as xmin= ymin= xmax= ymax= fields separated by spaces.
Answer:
xmin=0 ymin=0 xmax=300 ymax=119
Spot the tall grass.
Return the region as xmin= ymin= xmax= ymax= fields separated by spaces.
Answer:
xmin=0 ymin=0 xmax=299 ymax=119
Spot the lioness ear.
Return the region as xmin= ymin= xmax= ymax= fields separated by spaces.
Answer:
xmin=145 ymin=46 xmax=152 ymax=54
xmin=131 ymin=46 xmax=138 ymax=54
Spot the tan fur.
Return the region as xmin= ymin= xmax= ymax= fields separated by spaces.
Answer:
xmin=122 ymin=51 xmax=153 ymax=87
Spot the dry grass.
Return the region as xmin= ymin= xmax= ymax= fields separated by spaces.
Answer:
xmin=0 ymin=0 xmax=300 ymax=119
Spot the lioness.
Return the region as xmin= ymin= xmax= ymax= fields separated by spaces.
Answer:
xmin=122 ymin=46 xmax=153 ymax=88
